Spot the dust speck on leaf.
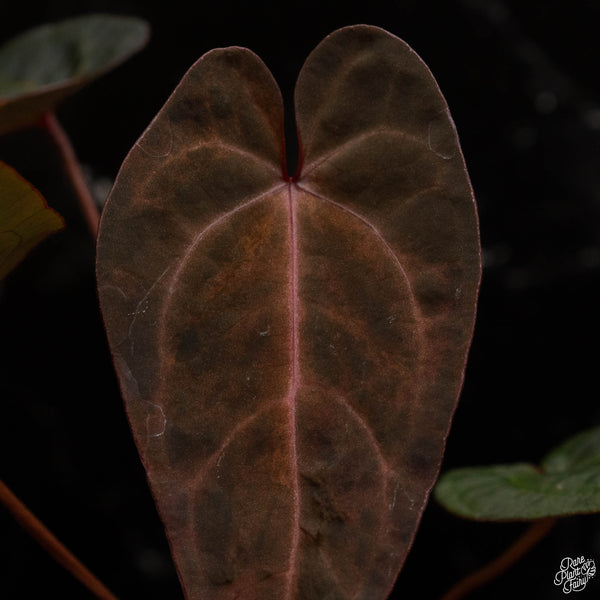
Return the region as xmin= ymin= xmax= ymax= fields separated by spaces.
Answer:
xmin=427 ymin=112 xmax=457 ymax=160
xmin=146 ymin=402 xmax=167 ymax=438
xmin=136 ymin=116 xmax=174 ymax=158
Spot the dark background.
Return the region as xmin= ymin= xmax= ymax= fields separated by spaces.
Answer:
xmin=1 ymin=0 xmax=599 ymax=598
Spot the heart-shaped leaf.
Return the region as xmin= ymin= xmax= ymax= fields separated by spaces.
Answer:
xmin=0 ymin=161 xmax=64 ymax=280
xmin=435 ymin=427 xmax=600 ymax=520
xmin=0 ymin=14 xmax=150 ymax=135
xmin=97 ymin=25 xmax=481 ymax=599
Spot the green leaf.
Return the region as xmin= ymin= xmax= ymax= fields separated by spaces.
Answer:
xmin=0 ymin=14 xmax=150 ymax=135
xmin=435 ymin=426 xmax=600 ymax=520
xmin=542 ymin=426 xmax=600 ymax=474
xmin=0 ymin=161 xmax=64 ymax=279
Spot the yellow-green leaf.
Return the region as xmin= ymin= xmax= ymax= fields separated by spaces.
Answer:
xmin=0 ymin=161 xmax=64 ymax=279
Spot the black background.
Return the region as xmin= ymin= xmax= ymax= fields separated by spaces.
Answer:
xmin=1 ymin=1 xmax=599 ymax=598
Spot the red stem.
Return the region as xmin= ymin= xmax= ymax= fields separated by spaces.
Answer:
xmin=41 ymin=112 xmax=101 ymax=238
xmin=0 ymin=478 xmax=118 ymax=599
xmin=441 ymin=518 xmax=556 ymax=600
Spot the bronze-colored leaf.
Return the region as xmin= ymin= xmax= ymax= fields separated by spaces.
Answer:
xmin=0 ymin=160 xmax=64 ymax=280
xmin=0 ymin=14 xmax=150 ymax=135
xmin=97 ymin=25 xmax=481 ymax=599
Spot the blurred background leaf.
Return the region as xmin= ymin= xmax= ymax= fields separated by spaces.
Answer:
xmin=0 ymin=14 xmax=149 ymax=135
xmin=0 ymin=160 xmax=63 ymax=280
xmin=435 ymin=427 xmax=600 ymax=520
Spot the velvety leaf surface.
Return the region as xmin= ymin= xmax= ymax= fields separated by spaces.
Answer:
xmin=0 ymin=14 xmax=149 ymax=135
xmin=97 ymin=25 xmax=480 ymax=599
xmin=0 ymin=161 xmax=64 ymax=280
xmin=435 ymin=427 xmax=600 ymax=520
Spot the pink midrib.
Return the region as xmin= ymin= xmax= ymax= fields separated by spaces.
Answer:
xmin=285 ymin=181 xmax=301 ymax=597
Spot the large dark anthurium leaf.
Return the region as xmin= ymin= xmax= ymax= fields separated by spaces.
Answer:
xmin=96 ymin=25 xmax=481 ymax=600
xmin=0 ymin=14 xmax=149 ymax=135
